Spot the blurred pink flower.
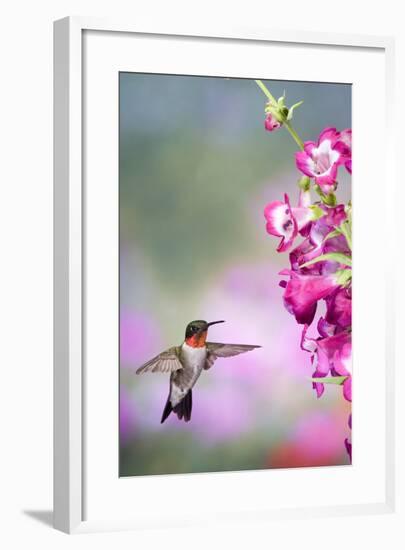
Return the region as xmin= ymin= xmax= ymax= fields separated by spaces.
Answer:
xmin=120 ymin=309 xmax=162 ymax=368
xmin=294 ymin=411 xmax=349 ymax=458
xmin=221 ymin=263 xmax=276 ymax=303
xmin=145 ymin=383 xmax=253 ymax=443
xmin=200 ymin=262 xmax=305 ymax=380
xmin=268 ymin=411 xmax=349 ymax=468
xmin=192 ymin=386 xmax=253 ymax=443
xmin=120 ymin=385 xmax=137 ymax=445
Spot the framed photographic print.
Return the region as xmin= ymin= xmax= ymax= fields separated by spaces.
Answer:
xmin=54 ymin=17 xmax=398 ymax=535
xmin=118 ymin=73 xmax=353 ymax=478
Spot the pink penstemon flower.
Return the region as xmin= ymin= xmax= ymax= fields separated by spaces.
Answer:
xmin=295 ymin=127 xmax=351 ymax=194
xmin=255 ymin=79 xmax=352 ymax=460
xmin=263 ymin=191 xmax=320 ymax=252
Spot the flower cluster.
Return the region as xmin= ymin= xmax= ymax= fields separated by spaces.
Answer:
xmin=257 ymin=81 xmax=352 ymax=461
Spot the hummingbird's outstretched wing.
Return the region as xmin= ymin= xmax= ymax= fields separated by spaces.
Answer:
xmin=136 ymin=347 xmax=183 ymax=375
xmin=204 ymin=342 xmax=261 ymax=370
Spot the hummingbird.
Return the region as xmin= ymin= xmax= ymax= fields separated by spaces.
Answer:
xmin=136 ymin=320 xmax=260 ymax=423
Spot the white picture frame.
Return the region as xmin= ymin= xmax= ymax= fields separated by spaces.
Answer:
xmin=54 ymin=16 xmax=397 ymax=534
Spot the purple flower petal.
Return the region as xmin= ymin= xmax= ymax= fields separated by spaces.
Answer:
xmin=311 ymin=369 xmax=326 ymax=398
xmin=323 ymin=204 xmax=347 ymax=227
xmin=296 ymin=150 xmax=316 ymax=178
xmin=325 ymin=287 xmax=352 ymax=328
xmin=318 ymin=127 xmax=338 ymax=143
xmin=317 ymin=316 xmax=336 ymax=338
xmin=332 ymin=340 xmax=352 ymax=376
xmin=300 ymin=324 xmax=317 ymax=352
xmin=336 ymin=129 xmax=352 ymax=155
xmin=282 ymin=270 xmax=341 ymax=325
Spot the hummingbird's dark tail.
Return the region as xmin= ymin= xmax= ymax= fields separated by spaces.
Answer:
xmin=161 ymin=390 xmax=193 ymax=424
xmin=160 ymin=395 xmax=173 ymax=424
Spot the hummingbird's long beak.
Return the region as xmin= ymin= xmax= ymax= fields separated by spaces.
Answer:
xmin=207 ymin=320 xmax=225 ymax=327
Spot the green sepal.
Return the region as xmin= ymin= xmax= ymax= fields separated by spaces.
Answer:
xmin=335 ymin=268 xmax=352 ymax=286
xmin=265 ymin=102 xmax=286 ymax=123
xmin=265 ymin=101 xmax=275 ymax=113
xmin=308 ymin=204 xmax=326 ymax=220
xmin=287 ymin=100 xmax=304 ymax=120
xmin=322 ymin=229 xmax=341 ymax=242
xmin=314 ymin=184 xmax=337 ymax=206
xmin=323 ymin=193 xmax=337 ymax=206
xmin=298 ymin=176 xmax=311 ymax=191
xmin=300 ymin=252 xmax=352 ymax=269
xmin=311 ymin=376 xmax=348 ymax=385
xmin=277 ymin=95 xmax=286 ymax=107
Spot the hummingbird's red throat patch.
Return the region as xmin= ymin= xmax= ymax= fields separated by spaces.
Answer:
xmin=185 ymin=331 xmax=208 ymax=348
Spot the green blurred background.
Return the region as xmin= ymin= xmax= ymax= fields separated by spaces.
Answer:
xmin=119 ymin=73 xmax=351 ymax=476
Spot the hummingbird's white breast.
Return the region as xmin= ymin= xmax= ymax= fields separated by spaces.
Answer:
xmin=170 ymin=343 xmax=207 ymax=406
xmin=181 ymin=342 xmax=207 ymax=374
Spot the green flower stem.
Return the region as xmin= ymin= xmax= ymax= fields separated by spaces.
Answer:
xmin=300 ymin=252 xmax=352 ymax=269
xmin=311 ymin=376 xmax=348 ymax=385
xmin=255 ymin=79 xmax=304 ymax=150
xmin=285 ymin=121 xmax=305 ymax=150
xmin=254 ymin=79 xmax=277 ymax=103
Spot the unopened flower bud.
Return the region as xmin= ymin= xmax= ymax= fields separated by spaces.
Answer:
xmin=264 ymin=112 xmax=282 ymax=132
xmin=298 ymin=176 xmax=311 ymax=191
